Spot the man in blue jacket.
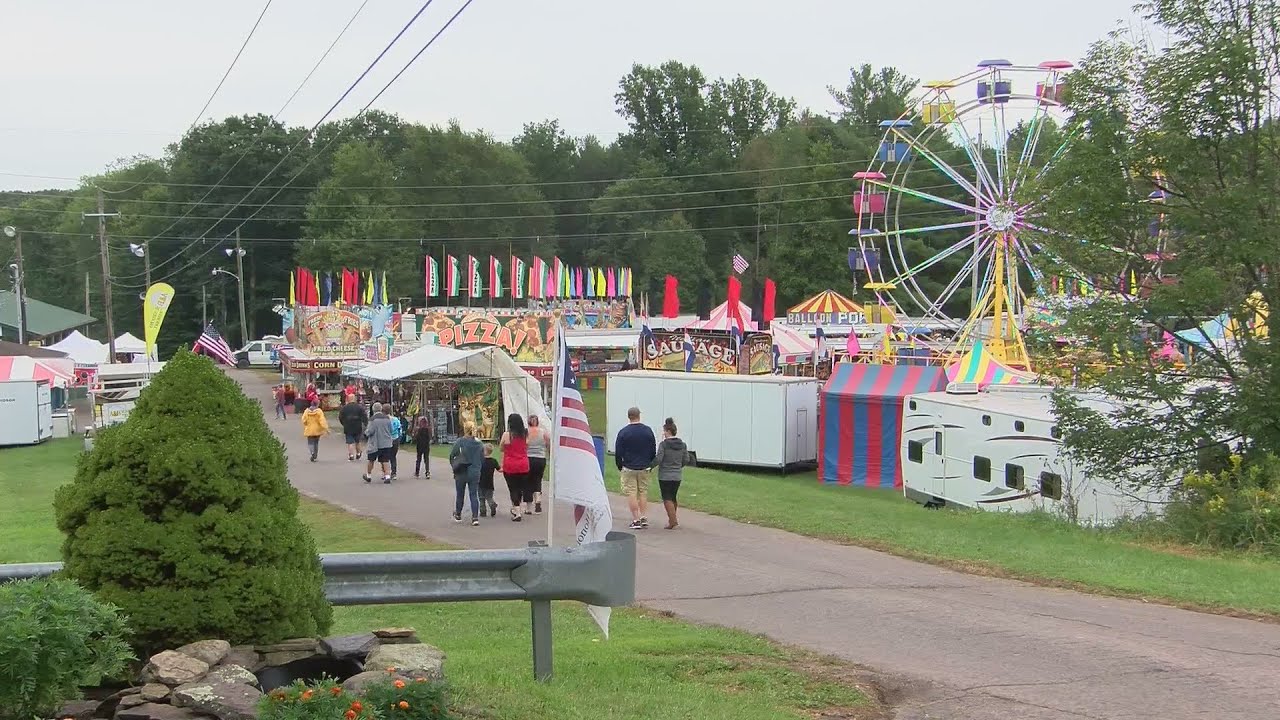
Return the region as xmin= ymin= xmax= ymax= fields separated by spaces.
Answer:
xmin=614 ymin=406 xmax=657 ymax=529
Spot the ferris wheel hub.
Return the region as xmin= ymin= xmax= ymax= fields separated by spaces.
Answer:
xmin=985 ymin=204 xmax=1019 ymax=232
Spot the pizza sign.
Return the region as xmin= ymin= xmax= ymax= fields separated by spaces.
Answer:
xmin=416 ymin=311 xmax=555 ymax=363
xmin=437 ymin=320 xmax=530 ymax=357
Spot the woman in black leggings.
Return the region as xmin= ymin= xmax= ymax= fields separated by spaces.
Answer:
xmin=500 ymin=413 xmax=532 ymax=521
xmin=525 ymin=415 xmax=550 ymax=514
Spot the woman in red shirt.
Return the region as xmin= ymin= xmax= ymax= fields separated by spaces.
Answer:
xmin=304 ymin=383 xmax=319 ymax=406
xmin=499 ymin=413 xmax=531 ymax=521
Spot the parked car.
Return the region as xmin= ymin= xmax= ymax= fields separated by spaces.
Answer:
xmin=234 ymin=339 xmax=283 ymax=369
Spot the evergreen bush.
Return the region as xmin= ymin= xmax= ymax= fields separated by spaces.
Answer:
xmin=0 ymin=577 xmax=134 ymax=720
xmin=54 ymin=350 xmax=332 ymax=652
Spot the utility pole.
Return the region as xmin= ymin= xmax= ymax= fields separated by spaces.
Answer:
xmin=84 ymin=272 xmax=91 ymax=316
xmin=144 ymin=238 xmax=151 ymax=289
xmin=202 ymin=285 xmax=208 ymax=328
xmin=85 ymin=189 xmax=120 ymax=361
xmin=234 ymin=229 xmax=248 ymax=347
xmin=14 ymin=230 xmax=27 ymax=345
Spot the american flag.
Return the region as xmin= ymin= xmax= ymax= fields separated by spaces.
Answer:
xmin=731 ymin=253 xmax=750 ymax=274
xmin=550 ymin=325 xmax=614 ymax=637
xmin=193 ymin=323 xmax=235 ymax=366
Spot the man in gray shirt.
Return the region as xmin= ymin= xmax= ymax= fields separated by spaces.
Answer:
xmin=449 ymin=425 xmax=485 ymax=525
xmin=363 ymin=402 xmax=396 ymax=484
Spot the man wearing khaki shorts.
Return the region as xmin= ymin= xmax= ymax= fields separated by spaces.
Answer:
xmin=614 ymin=406 xmax=657 ymax=529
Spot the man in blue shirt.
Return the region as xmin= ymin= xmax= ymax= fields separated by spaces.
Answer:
xmin=614 ymin=406 xmax=657 ymax=529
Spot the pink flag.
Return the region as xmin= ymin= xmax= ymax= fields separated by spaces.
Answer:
xmin=846 ymin=332 xmax=862 ymax=356
xmin=606 ymin=268 xmax=617 ymax=296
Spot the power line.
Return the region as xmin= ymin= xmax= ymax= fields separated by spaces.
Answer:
xmin=130 ymin=0 xmax=373 ymax=249
xmin=139 ymin=0 xmax=479 ymax=288
xmin=122 ymin=0 xmax=447 ymax=283
xmin=102 ymin=0 xmax=276 ymax=197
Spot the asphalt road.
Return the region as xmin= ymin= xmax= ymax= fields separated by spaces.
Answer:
xmin=233 ymin=370 xmax=1280 ymax=720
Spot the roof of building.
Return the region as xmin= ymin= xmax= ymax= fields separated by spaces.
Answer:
xmin=0 ymin=339 xmax=69 ymax=358
xmin=0 ymin=290 xmax=96 ymax=336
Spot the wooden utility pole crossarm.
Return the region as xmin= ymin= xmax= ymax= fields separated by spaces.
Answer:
xmin=84 ymin=189 xmax=121 ymax=361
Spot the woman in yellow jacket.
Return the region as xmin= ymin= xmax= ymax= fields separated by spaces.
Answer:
xmin=301 ymin=400 xmax=330 ymax=462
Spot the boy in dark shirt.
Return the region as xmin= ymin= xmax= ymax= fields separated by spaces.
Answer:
xmin=478 ymin=443 xmax=500 ymax=518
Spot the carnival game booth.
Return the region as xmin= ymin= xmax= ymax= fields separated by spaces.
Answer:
xmin=818 ymin=363 xmax=948 ymax=488
xmin=564 ymin=328 xmax=638 ymax=389
xmin=355 ymin=344 xmax=548 ymax=443
xmin=279 ymin=347 xmax=360 ymax=410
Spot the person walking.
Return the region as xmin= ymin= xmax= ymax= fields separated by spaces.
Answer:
xmin=500 ymin=413 xmax=532 ymax=522
xmin=413 ymin=416 xmax=433 ymax=478
xmin=282 ymin=384 xmax=297 ymax=415
xmin=651 ymin=417 xmax=692 ymax=529
xmin=388 ymin=412 xmax=403 ymax=480
xmin=272 ymin=385 xmax=287 ymax=420
xmin=300 ymin=400 xmax=330 ymax=462
xmin=614 ymin=406 xmax=657 ymax=529
xmin=525 ymin=415 xmax=550 ymax=514
xmin=304 ymin=383 xmax=319 ymax=407
xmin=448 ymin=426 xmax=484 ymax=526
xmin=362 ymin=402 xmax=395 ymax=484
xmin=478 ymin=443 xmax=500 ymax=517
xmin=338 ymin=394 xmax=368 ymax=462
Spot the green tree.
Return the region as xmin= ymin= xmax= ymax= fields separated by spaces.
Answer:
xmin=1035 ymin=0 xmax=1280 ymax=487
xmin=640 ymin=212 xmax=713 ymax=311
xmin=829 ymin=64 xmax=916 ymax=128
xmin=54 ymin=350 xmax=332 ymax=652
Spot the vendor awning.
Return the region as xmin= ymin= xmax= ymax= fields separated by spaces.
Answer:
xmin=564 ymin=331 xmax=638 ymax=349
xmin=788 ymin=289 xmax=863 ymax=316
xmin=0 ymin=355 xmax=75 ymax=387
xmin=770 ymin=324 xmax=815 ymax=363
xmin=355 ymin=344 xmax=548 ymax=420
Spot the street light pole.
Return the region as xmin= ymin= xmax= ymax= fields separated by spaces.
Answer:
xmin=3 ymin=227 xmax=25 ymax=345
xmin=234 ymin=230 xmax=247 ymax=348
xmin=84 ymin=189 xmax=120 ymax=362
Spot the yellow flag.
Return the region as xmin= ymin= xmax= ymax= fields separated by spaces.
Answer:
xmin=143 ymin=283 xmax=176 ymax=359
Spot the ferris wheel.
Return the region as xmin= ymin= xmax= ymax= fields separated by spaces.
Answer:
xmin=850 ymin=59 xmax=1078 ymax=371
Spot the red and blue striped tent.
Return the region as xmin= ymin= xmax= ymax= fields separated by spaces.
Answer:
xmin=818 ymin=363 xmax=948 ymax=488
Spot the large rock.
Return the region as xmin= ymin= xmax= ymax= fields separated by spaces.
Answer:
xmin=172 ymin=680 xmax=263 ymax=720
xmin=363 ymin=643 xmax=445 ymax=682
xmin=342 ymin=670 xmax=405 ymax=694
xmin=219 ymin=646 xmax=264 ymax=673
xmin=320 ymin=633 xmax=378 ymax=660
xmin=256 ymin=638 xmax=320 ymax=667
xmin=206 ymin=664 xmax=259 ymax=688
xmin=141 ymin=651 xmax=210 ymax=686
xmin=139 ymin=684 xmax=171 ymax=702
xmin=371 ymin=627 xmax=419 ymax=644
xmin=176 ymin=640 xmax=231 ymax=666
xmin=55 ymin=699 xmax=100 ymax=720
xmin=115 ymin=703 xmax=206 ymax=720
xmin=117 ymin=695 xmax=149 ymax=710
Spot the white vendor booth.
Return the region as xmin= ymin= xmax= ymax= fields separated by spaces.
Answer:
xmin=355 ymin=344 xmax=549 ymax=420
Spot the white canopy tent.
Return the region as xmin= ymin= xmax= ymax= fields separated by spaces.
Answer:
xmin=114 ymin=332 xmax=146 ymax=355
xmin=48 ymin=331 xmax=109 ymax=365
xmin=354 ymin=344 xmax=549 ymax=419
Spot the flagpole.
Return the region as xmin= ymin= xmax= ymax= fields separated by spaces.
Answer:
xmin=546 ymin=321 xmax=562 ymax=548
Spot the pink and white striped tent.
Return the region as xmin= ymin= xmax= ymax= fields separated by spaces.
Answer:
xmin=770 ymin=324 xmax=815 ymax=364
xmin=0 ymin=355 xmax=75 ymax=387
xmin=685 ymin=301 xmax=758 ymax=331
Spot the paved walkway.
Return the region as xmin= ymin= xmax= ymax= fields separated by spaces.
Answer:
xmin=234 ymin=370 xmax=1280 ymax=720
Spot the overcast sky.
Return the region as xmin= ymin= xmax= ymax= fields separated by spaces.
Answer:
xmin=0 ymin=0 xmax=1138 ymax=192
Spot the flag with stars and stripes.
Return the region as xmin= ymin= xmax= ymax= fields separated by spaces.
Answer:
xmin=731 ymin=253 xmax=750 ymax=274
xmin=551 ymin=325 xmax=614 ymax=637
xmin=192 ymin=323 xmax=235 ymax=366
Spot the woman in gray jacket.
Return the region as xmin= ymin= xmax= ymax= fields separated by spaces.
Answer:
xmin=651 ymin=417 xmax=691 ymax=529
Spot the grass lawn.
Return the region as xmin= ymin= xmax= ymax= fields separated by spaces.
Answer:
xmin=1 ymin=440 xmax=877 ymax=720
xmin=426 ymin=389 xmax=1280 ymax=618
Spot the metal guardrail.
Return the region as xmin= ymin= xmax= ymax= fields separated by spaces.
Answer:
xmin=0 ymin=531 xmax=636 ymax=682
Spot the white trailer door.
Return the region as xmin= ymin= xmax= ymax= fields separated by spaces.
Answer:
xmin=906 ymin=418 xmax=947 ymax=498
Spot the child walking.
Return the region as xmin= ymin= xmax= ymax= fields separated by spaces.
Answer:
xmin=478 ymin=443 xmax=500 ymax=517
xmin=300 ymin=400 xmax=329 ymax=462
xmin=413 ymin=416 xmax=433 ymax=478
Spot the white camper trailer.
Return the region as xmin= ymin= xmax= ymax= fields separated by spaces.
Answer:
xmin=899 ymin=384 xmax=1167 ymax=526
xmin=605 ymin=370 xmax=819 ymax=469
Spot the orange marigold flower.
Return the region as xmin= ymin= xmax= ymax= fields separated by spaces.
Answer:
xmin=398 ymin=701 xmax=409 ymax=710
xmin=300 ymin=690 xmax=313 ymax=701
xmin=350 ymin=702 xmax=363 ymax=712
xmin=393 ymin=680 xmax=405 ymax=689
xmin=331 ymin=686 xmax=343 ymax=696
xmin=345 ymin=712 xmax=356 ymax=720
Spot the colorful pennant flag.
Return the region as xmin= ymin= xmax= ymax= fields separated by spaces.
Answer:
xmin=490 ymin=256 xmax=503 ymax=298
xmin=607 ymin=268 xmax=617 ymax=297
xmin=468 ymin=256 xmax=482 ymax=298
xmin=511 ymin=256 xmax=525 ymax=299
xmin=446 ymin=256 xmax=460 ymax=297
xmin=289 ymin=269 xmax=296 ymax=306
xmin=426 ymin=257 xmax=440 ymax=298
xmin=380 ymin=271 xmax=389 ymax=305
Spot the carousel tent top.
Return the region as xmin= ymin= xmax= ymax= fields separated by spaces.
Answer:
xmin=355 ymin=344 xmax=548 ymax=419
xmin=687 ymin=301 xmax=758 ymax=331
xmin=47 ymin=330 xmax=108 ymax=365
xmin=787 ymin=289 xmax=863 ymax=316
xmin=945 ymin=339 xmax=1034 ymax=387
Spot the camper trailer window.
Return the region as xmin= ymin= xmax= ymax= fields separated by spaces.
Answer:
xmin=982 ymin=414 xmax=991 ymax=426
xmin=1014 ymin=420 xmax=1026 ymax=432
xmin=909 ymin=400 xmax=917 ymax=410
xmin=973 ymin=456 xmax=991 ymax=482
xmin=1005 ymin=463 xmax=1025 ymax=490
xmin=1040 ymin=472 xmax=1063 ymax=500
xmin=1050 ymin=425 xmax=1061 ymax=439
xmin=908 ymin=440 xmax=924 ymax=463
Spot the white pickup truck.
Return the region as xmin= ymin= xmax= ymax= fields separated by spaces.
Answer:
xmin=234 ymin=337 xmax=286 ymax=369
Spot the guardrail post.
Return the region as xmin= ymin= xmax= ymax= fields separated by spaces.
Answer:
xmin=530 ymin=599 xmax=553 ymax=682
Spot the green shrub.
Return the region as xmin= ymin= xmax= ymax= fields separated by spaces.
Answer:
xmin=0 ymin=577 xmax=134 ymax=720
xmin=1166 ymin=454 xmax=1280 ymax=553
xmin=361 ymin=676 xmax=450 ymax=720
xmin=54 ymin=350 xmax=332 ymax=652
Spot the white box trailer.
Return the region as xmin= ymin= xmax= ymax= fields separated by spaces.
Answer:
xmin=0 ymin=379 xmax=54 ymax=445
xmin=605 ymin=370 xmax=819 ymax=469
xmin=899 ymin=384 xmax=1168 ymax=526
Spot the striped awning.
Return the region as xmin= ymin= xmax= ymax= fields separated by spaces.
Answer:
xmin=788 ymin=289 xmax=863 ymax=315
xmin=945 ymin=340 xmax=1034 ymax=386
